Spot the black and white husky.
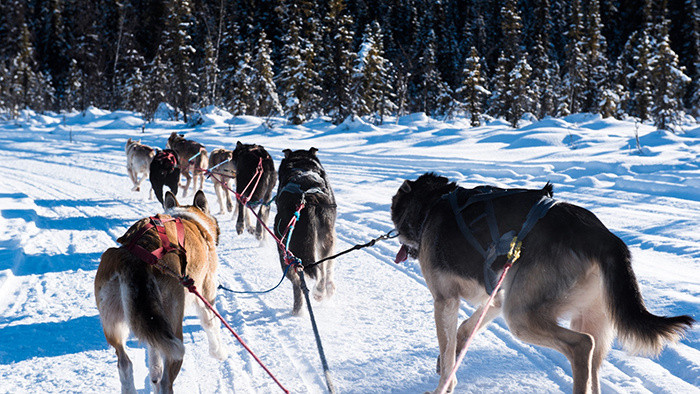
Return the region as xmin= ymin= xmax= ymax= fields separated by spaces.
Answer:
xmin=275 ymin=148 xmax=336 ymax=315
xmin=391 ymin=173 xmax=694 ymax=394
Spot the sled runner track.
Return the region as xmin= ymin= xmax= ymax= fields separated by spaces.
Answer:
xmin=216 ymin=248 xmax=328 ymax=393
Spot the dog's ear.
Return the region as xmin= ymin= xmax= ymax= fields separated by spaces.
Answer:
xmin=400 ymin=180 xmax=412 ymax=193
xmin=283 ymin=149 xmax=292 ymax=158
xmin=127 ymin=138 xmax=132 ymax=144
xmin=237 ymin=141 xmax=243 ymax=149
xmin=309 ymin=147 xmax=318 ymax=155
xmin=164 ymin=191 xmax=179 ymax=210
xmin=193 ymin=190 xmax=209 ymax=213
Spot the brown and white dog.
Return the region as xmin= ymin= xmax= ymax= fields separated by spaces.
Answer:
xmin=207 ymin=148 xmax=236 ymax=215
xmin=125 ymin=138 xmax=155 ymax=193
xmin=95 ymin=191 xmax=226 ymax=393
xmin=166 ymin=132 xmax=209 ymax=197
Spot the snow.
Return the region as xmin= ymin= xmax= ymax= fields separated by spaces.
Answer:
xmin=0 ymin=108 xmax=698 ymax=393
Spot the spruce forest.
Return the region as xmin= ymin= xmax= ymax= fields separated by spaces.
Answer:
xmin=1 ymin=0 xmax=698 ymax=129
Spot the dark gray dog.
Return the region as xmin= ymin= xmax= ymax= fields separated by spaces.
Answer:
xmin=231 ymin=141 xmax=276 ymax=240
xmin=391 ymin=173 xmax=693 ymax=394
xmin=275 ymin=148 xmax=336 ymax=315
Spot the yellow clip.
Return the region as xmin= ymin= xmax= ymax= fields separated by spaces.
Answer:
xmin=507 ymin=237 xmax=523 ymax=264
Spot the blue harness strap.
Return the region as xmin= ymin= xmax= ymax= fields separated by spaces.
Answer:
xmin=444 ymin=187 xmax=557 ymax=295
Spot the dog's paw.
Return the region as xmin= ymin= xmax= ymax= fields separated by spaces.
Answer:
xmin=325 ymin=281 xmax=336 ymax=298
xmin=209 ymin=344 xmax=228 ymax=361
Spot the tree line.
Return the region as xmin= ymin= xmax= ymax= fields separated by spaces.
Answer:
xmin=0 ymin=0 xmax=698 ymax=130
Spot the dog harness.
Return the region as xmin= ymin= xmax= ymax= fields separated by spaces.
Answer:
xmin=126 ymin=216 xmax=186 ymax=270
xmin=442 ymin=186 xmax=557 ymax=295
xmin=154 ymin=150 xmax=178 ymax=169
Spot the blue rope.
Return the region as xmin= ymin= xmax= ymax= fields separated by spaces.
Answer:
xmin=218 ymin=263 xmax=293 ymax=295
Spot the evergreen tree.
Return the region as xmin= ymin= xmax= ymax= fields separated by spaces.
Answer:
xmin=277 ymin=3 xmax=322 ymax=124
xmin=528 ymin=0 xmax=557 ymax=118
xmin=650 ymin=2 xmax=691 ymax=130
xmin=506 ymin=54 xmax=534 ymax=127
xmin=143 ymin=50 xmax=169 ymax=121
xmin=231 ymin=52 xmax=254 ymax=115
xmin=489 ymin=0 xmax=531 ymax=125
xmin=320 ymin=0 xmax=357 ymax=123
xmin=162 ymin=0 xmax=197 ymax=121
xmin=582 ymin=0 xmax=609 ymax=113
xmin=218 ymin=13 xmax=244 ymax=112
xmin=353 ymin=21 xmax=395 ymax=123
xmin=563 ymin=0 xmax=587 ymax=114
xmin=414 ymin=29 xmax=450 ymax=116
xmin=199 ymin=36 xmax=218 ymax=108
xmin=488 ymin=51 xmax=509 ymax=118
xmin=249 ymin=31 xmax=282 ymax=117
xmin=7 ymin=22 xmax=51 ymax=114
xmin=36 ymin=0 xmax=70 ymax=109
xmin=456 ymin=47 xmax=489 ymax=126
xmin=630 ymin=32 xmax=654 ymax=121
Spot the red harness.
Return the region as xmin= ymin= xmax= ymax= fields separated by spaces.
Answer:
xmin=126 ymin=216 xmax=186 ymax=269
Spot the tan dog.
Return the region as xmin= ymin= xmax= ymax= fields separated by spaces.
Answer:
xmin=125 ymin=138 xmax=155 ymax=193
xmin=208 ymin=148 xmax=236 ymax=215
xmin=166 ymin=132 xmax=209 ymax=197
xmin=95 ymin=190 xmax=226 ymax=394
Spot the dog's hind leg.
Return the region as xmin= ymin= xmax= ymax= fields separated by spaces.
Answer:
xmin=505 ymin=309 xmax=594 ymax=394
xmin=434 ymin=297 xmax=460 ymax=393
xmin=99 ymin=280 xmax=137 ymax=394
xmin=255 ymin=205 xmax=270 ymax=241
xmin=181 ymin=173 xmax=192 ymax=197
xmin=127 ymin=168 xmax=139 ymax=191
xmin=224 ymin=181 xmax=233 ymax=213
xmin=195 ymin=275 xmax=228 ymax=360
xmin=214 ymin=182 xmax=226 ymax=214
xmin=571 ymin=298 xmax=612 ymax=394
xmin=147 ymin=344 xmax=164 ymax=389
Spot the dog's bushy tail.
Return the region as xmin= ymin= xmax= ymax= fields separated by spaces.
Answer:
xmin=119 ymin=253 xmax=185 ymax=359
xmin=601 ymin=237 xmax=694 ymax=356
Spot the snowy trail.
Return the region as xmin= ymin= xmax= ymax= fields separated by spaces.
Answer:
xmin=0 ymin=110 xmax=697 ymax=393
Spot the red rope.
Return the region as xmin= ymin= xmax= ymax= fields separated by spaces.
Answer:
xmin=183 ymin=279 xmax=291 ymax=393
xmin=238 ymin=157 xmax=264 ymax=204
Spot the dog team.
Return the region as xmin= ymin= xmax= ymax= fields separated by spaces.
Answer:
xmin=100 ymin=133 xmax=693 ymax=393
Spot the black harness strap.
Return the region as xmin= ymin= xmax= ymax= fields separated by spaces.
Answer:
xmin=443 ymin=187 xmax=557 ymax=295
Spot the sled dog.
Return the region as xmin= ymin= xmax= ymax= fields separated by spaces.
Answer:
xmin=208 ymin=148 xmax=236 ymax=215
xmin=390 ymin=173 xmax=693 ymax=394
xmin=95 ymin=191 xmax=226 ymax=394
xmin=125 ymin=138 xmax=155 ymax=192
xmin=231 ymin=141 xmax=276 ymax=240
xmin=275 ymin=148 xmax=336 ymax=315
xmin=150 ymin=149 xmax=180 ymax=207
xmin=166 ymin=132 xmax=209 ymax=197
